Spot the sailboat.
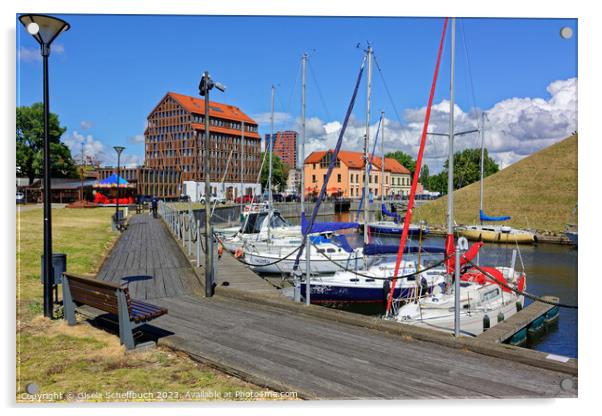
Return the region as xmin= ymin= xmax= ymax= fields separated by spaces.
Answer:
xmin=240 ymin=55 xmax=361 ymax=272
xmin=393 ymin=17 xmax=527 ymax=336
xmin=458 ymin=113 xmax=536 ymax=244
xmin=294 ymin=46 xmax=449 ymax=304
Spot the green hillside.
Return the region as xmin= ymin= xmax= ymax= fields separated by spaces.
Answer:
xmin=414 ymin=135 xmax=577 ymax=233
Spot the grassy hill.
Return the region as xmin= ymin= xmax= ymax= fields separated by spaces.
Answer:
xmin=414 ymin=134 xmax=577 ymax=233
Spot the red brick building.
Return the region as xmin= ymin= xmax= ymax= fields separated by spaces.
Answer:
xmin=145 ymin=92 xmax=262 ymax=184
xmin=264 ymin=130 xmax=298 ymax=169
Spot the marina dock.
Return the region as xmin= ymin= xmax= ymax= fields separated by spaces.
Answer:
xmin=92 ymin=213 xmax=577 ymax=399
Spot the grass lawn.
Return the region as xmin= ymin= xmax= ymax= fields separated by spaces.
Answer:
xmin=16 ymin=207 xmax=288 ymax=402
xmin=414 ymin=135 xmax=577 ymax=233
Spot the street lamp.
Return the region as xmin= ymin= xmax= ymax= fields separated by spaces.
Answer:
xmin=198 ymin=71 xmax=225 ymax=297
xmin=19 ymin=14 xmax=70 ymax=319
xmin=113 ymin=146 xmax=125 ymax=228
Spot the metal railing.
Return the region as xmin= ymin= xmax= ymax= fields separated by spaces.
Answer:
xmin=159 ymin=201 xmax=203 ymax=268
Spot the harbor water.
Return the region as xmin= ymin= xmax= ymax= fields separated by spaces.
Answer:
xmin=282 ymin=212 xmax=578 ymax=358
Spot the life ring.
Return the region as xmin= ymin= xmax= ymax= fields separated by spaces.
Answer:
xmin=234 ymin=247 xmax=244 ymax=258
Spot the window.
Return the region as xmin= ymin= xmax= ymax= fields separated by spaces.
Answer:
xmin=337 ymin=174 xmax=341 ymax=183
xmin=375 ymin=175 xmax=378 ymax=184
xmin=312 ymin=174 xmax=316 ymax=183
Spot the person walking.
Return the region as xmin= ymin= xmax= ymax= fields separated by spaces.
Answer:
xmin=151 ymin=196 xmax=158 ymax=218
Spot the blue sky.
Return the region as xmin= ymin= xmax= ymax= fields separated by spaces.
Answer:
xmin=16 ymin=14 xmax=577 ymax=171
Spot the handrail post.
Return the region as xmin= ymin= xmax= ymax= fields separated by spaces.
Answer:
xmin=187 ymin=214 xmax=192 ymax=255
xmin=196 ymin=219 xmax=201 ymax=267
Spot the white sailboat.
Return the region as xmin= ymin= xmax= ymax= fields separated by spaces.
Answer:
xmin=393 ymin=17 xmax=527 ymax=336
xmin=395 ymin=267 xmax=526 ymax=336
xmin=458 ymin=113 xmax=536 ymax=244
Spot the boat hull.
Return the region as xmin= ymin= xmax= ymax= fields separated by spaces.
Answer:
xmin=244 ymin=252 xmax=362 ymax=275
xmin=459 ymin=228 xmax=535 ymax=244
xmin=396 ymin=299 xmax=523 ymax=336
xmin=299 ymin=282 xmax=435 ymax=304
xmin=368 ymin=223 xmax=429 ymax=236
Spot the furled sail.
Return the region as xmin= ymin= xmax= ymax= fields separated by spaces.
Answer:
xmin=479 ymin=209 xmax=511 ymax=222
xmin=301 ymin=212 xmax=359 ymax=235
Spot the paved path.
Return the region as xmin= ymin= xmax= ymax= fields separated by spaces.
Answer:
xmin=94 ymin=214 xmax=576 ymax=400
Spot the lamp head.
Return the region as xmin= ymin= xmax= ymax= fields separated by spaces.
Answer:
xmin=19 ymin=14 xmax=70 ymax=47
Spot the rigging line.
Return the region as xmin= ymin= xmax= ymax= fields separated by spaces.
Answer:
xmin=293 ymin=54 xmax=367 ymax=272
xmin=372 ymin=54 xmax=404 ymax=127
xmin=355 ymin=116 xmax=383 ymax=221
xmin=274 ymin=63 xmax=300 ymax=130
xmin=308 ymin=60 xmax=333 ymax=121
xmin=385 ymin=17 xmax=449 ymax=317
xmin=307 ymin=238 xmax=452 ymax=280
xmin=459 ymin=19 xmax=481 ymax=130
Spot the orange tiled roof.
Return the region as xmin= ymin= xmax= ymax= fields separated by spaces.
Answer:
xmin=167 ymin=92 xmax=258 ymax=125
xmin=383 ymin=157 xmax=410 ymax=174
xmin=305 ymin=149 xmax=410 ymax=174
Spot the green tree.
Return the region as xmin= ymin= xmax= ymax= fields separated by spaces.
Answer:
xmin=385 ymin=151 xmax=416 ymax=178
xmin=16 ymin=102 xmax=76 ymax=184
xmin=443 ymin=148 xmax=499 ymax=189
xmin=426 ymin=148 xmax=499 ymax=194
xmin=260 ymin=153 xmax=289 ymax=192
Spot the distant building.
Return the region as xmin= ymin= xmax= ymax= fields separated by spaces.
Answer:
xmin=96 ymin=166 xmax=182 ymax=199
xmin=285 ymin=168 xmax=300 ymax=194
xmin=144 ymin=92 xmax=262 ymax=200
xmin=304 ymin=149 xmax=411 ymax=198
xmin=264 ymin=130 xmax=298 ymax=169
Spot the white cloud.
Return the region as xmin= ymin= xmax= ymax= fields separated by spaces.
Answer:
xmin=121 ymin=154 xmax=143 ymax=168
xmin=63 ymin=131 xmax=107 ymax=164
xmin=129 ymin=134 xmax=145 ymax=144
xmin=18 ymin=44 xmax=64 ymax=62
xmin=295 ymin=77 xmax=577 ymax=173
xmin=80 ymin=120 xmax=93 ymax=130
xmin=18 ymin=47 xmax=41 ymax=62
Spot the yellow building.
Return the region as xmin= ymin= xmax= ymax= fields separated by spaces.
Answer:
xmin=304 ymin=150 xmax=411 ymax=198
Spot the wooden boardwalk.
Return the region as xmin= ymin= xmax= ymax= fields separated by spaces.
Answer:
xmin=92 ymin=214 xmax=577 ymax=399
xmin=98 ymin=214 xmax=200 ymax=300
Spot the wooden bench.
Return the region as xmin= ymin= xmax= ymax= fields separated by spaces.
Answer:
xmin=62 ymin=273 xmax=168 ymax=349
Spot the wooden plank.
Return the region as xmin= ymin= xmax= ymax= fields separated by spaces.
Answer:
xmin=477 ymin=297 xmax=558 ymax=343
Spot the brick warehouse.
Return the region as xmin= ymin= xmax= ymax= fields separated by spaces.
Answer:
xmin=264 ymin=130 xmax=298 ymax=169
xmin=143 ymin=92 xmax=263 ymax=199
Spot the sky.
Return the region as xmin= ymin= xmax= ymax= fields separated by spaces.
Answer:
xmin=16 ymin=14 xmax=577 ymax=173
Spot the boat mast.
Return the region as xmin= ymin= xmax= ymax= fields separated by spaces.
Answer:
xmin=448 ymin=17 xmax=461 ymax=338
xmin=447 ymin=19 xmax=455 ymax=240
xmin=268 ymin=85 xmax=275 ymax=241
xmin=380 ymin=110 xmax=385 ymax=207
xmin=301 ymin=53 xmax=307 ymax=215
xmin=301 ymin=52 xmax=311 ymax=305
xmin=479 ymin=112 xmax=486 ymax=225
xmin=363 ymin=45 xmax=373 ymax=245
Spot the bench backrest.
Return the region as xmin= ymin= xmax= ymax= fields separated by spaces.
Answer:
xmin=62 ymin=273 xmax=131 ymax=316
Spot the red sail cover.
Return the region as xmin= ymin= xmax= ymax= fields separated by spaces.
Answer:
xmin=446 ymin=241 xmax=484 ymax=274
xmin=461 ymin=266 xmax=513 ymax=293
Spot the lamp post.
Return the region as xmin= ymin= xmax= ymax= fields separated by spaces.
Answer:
xmin=19 ymin=14 xmax=70 ymax=319
xmin=198 ymin=71 xmax=225 ymax=297
xmin=113 ymin=146 xmax=125 ymax=227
